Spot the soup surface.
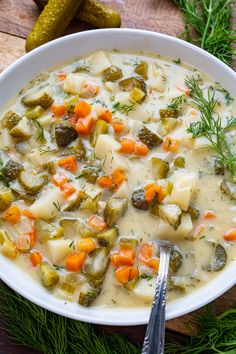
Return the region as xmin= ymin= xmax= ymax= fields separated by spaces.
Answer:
xmin=0 ymin=50 xmax=236 ymax=308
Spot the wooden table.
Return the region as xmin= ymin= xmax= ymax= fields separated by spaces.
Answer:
xmin=0 ymin=1 xmax=235 ymax=353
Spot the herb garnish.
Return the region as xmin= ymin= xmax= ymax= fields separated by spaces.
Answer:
xmin=168 ymin=94 xmax=186 ymax=109
xmin=53 ymin=264 xmax=65 ymax=271
xmin=141 ymin=274 xmax=153 ymax=281
xmin=53 ymin=201 xmax=61 ymax=212
xmin=173 ymin=58 xmax=181 ymax=64
xmin=32 ymin=119 xmax=45 ymax=142
xmin=186 ymin=76 xmax=236 ymax=182
xmin=173 ymin=0 xmax=236 ymax=66
xmin=112 ymin=101 xmax=136 ymax=115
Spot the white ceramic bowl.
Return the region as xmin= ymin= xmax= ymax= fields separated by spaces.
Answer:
xmin=0 ymin=29 xmax=236 ymax=326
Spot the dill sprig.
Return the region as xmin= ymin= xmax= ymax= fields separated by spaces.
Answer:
xmin=32 ymin=119 xmax=45 ymax=142
xmin=173 ymin=0 xmax=236 ymax=66
xmin=168 ymin=94 xmax=186 ymax=109
xmin=0 ymin=281 xmax=140 ymax=354
xmin=112 ymin=101 xmax=136 ymax=115
xmin=165 ymin=305 xmax=236 ymax=353
xmin=186 ymin=76 xmax=236 ymax=182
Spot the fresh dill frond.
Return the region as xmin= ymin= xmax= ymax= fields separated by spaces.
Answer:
xmin=173 ymin=0 xmax=236 ymax=66
xmin=168 ymin=94 xmax=186 ymax=109
xmin=0 ymin=281 xmax=140 ymax=354
xmin=53 ymin=201 xmax=61 ymax=212
xmin=186 ymin=76 xmax=236 ymax=182
xmin=165 ymin=305 xmax=236 ymax=353
xmin=112 ymin=101 xmax=136 ymax=115
xmin=32 ymin=119 xmax=45 ymax=142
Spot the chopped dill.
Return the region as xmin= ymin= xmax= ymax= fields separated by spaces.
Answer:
xmin=112 ymin=101 xmax=136 ymax=115
xmin=53 ymin=201 xmax=61 ymax=212
xmin=141 ymin=274 xmax=153 ymax=281
xmin=168 ymin=94 xmax=186 ymax=109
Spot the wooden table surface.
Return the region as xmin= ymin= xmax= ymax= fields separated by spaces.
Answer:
xmin=0 ymin=1 xmax=235 ymax=353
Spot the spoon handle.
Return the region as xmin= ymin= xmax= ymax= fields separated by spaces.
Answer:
xmin=142 ymin=245 xmax=171 ymax=354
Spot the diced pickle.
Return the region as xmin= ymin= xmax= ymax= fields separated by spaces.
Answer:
xmin=119 ymin=76 xmax=147 ymax=101
xmin=96 ymin=227 xmax=119 ymax=247
xmin=152 ymin=157 xmax=169 ymax=179
xmin=78 ymin=223 xmax=97 ymax=238
xmin=135 ymin=61 xmax=148 ymax=80
xmin=1 ymin=160 xmax=23 ymax=181
xmin=40 ymin=262 xmax=59 ymax=288
xmin=119 ymin=238 xmax=138 ymax=249
xmin=35 ymin=219 xmax=64 ymax=242
xmin=60 ymin=281 xmax=76 ymax=295
xmin=103 ymin=65 xmax=123 ymax=81
xmin=138 ymin=126 xmax=163 ymax=149
xmin=19 ymin=170 xmax=48 ymax=194
xmin=124 ymin=279 xmax=139 ymax=291
xmin=10 ymin=117 xmax=31 ymax=141
xmin=10 ymin=182 xmax=37 ymax=203
xmin=81 ymin=165 xmax=102 ymax=183
xmin=220 ymin=179 xmax=236 ymax=200
xmin=159 ymin=204 xmax=182 ymax=230
xmin=25 ymin=106 xmax=45 ymax=119
xmin=169 ymin=247 xmax=183 ymax=272
xmin=173 ymin=155 xmax=185 ymax=168
xmin=60 ymin=219 xmax=78 ymax=237
xmin=67 ymin=140 xmax=86 ymax=161
xmin=1 ymin=238 xmax=18 ymax=259
xmin=104 ymin=198 xmax=128 ymax=226
xmin=169 ymin=276 xmax=186 ymax=292
xmin=131 ymin=189 xmax=149 ymax=210
xmin=79 ymin=289 xmax=100 ymax=307
xmin=79 ymin=193 xmax=101 ymax=213
xmin=83 ymin=247 xmax=110 ymax=279
xmin=22 ymin=90 xmax=53 ymax=109
xmin=0 ymin=189 xmax=14 ymax=211
xmin=160 ymin=108 xmax=178 ymax=118
xmin=161 ymin=118 xmax=178 ymax=132
xmin=55 ymin=123 xmax=78 ymax=148
xmin=2 ymin=111 xmax=21 ymax=130
xmin=130 ymin=87 xmax=145 ymax=103
xmin=90 ymin=119 xmax=108 ymax=147
xmin=204 ymin=241 xmax=227 ymax=272
xmin=73 ymin=63 xmax=90 ymax=73
xmin=43 ymin=161 xmax=56 ymax=175
xmin=187 ymin=205 xmax=200 ymax=221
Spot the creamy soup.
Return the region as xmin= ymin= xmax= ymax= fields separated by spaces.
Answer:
xmin=0 ymin=50 xmax=235 ymax=308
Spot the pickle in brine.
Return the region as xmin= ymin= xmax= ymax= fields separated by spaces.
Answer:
xmin=26 ymin=0 xmax=83 ymax=52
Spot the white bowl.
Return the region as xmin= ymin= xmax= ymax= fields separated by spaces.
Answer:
xmin=0 ymin=29 xmax=236 ymax=325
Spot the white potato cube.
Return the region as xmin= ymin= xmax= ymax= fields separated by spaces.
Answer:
xmin=128 ymin=103 xmax=149 ymax=121
xmin=47 ymin=239 xmax=72 ymax=263
xmin=133 ymin=278 xmax=156 ymax=300
xmin=113 ymin=181 xmax=131 ymax=199
xmin=168 ymin=170 xmax=197 ymax=211
xmin=115 ymin=92 xmax=131 ymax=105
xmin=30 ymin=188 xmax=64 ymax=220
xmin=0 ymin=128 xmax=13 ymax=150
xmin=158 ymin=213 xmax=193 ymax=240
xmin=89 ymin=51 xmax=111 ymax=75
xmin=94 ymin=134 xmax=121 ymax=160
xmin=103 ymin=151 xmax=128 ymax=175
xmin=63 ymin=73 xmax=85 ymax=95
xmin=27 ymin=148 xmax=54 ymax=167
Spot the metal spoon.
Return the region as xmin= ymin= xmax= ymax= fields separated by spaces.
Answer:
xmin=142 ymin=240 xmax=174 ymax=354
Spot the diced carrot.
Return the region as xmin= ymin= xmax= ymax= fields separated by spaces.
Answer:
xmin=113 ymin=122 xmax=125 ymax=134
xmin=223 ymin=228 xmax=236 ymax=242
xmin=60 ymin=183 xmax=76 ymax=197
xmin=120 ymin=138 xmax=136 ymax=154
xmin=29 ymin=228 xmax=36 ymax=246
xmin=99 ymin=109 xmax=112 ymax=123
xmin=134 ymin=142 xmax=149 ymax=156
xmin=111 ymin=249 xmax=135 ymax=268
xmin=51 ymin=104 xmax=67 ymax=117
xmin=87 ymin=215 xmax=107 ymax=232
xmin=30 ymin=251 xmax=42 ymax=267
xmin=58 ymin=156 xmax=77 ymax=172
xmin=147 ymin=258 xmax=159 ymax=272
xmin=145 ymin=185 xmax=163 ymax=203
xmin=3 ymin=205 xmax=21 ymax=224
xmin=204 ymin=210 xmax=216 ymax=219
xmin=144 ymin=183 xmax=156 ymax=191
xmin=76 ymin=116 xmax=94 ymax=135
xmin=52 ymin=173 xmax=68 ymax=187
xmin=176 ymin=85 xmax=190 ymax=96
xmin=57 ymin=72 xmax=67 ymax=81
xmin=193 ymin=224 xmax=205 ymax=240
xmin=15 ymin=235 xmax=31 ymax=252
xmin=138 ymin=244 xmax=153 ymax=262
xmin=111 ymin=170 xmax=126 ymax=188
xmin=22 ymin=209 xmax=35 ymax=220
xmin=163 ymin=136 xmax=180 ymax=152
xmin=77 ymin=238 xmax=97 ymax=253
xmin=74 ymin=101 xmax=91 ymax=118
xmin=97 ymin=176 xmax=114 ymax=189
xmin=115 ymin=266 xmax=139 ymax=284
xmin=66 ymin=252 xmax=86 ymax=272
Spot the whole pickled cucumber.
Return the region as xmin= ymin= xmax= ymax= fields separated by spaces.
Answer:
xmin=33 ymin=0 xmax=121 ymax=30
xmin=26 ymin=0 xmax=83 ymax=52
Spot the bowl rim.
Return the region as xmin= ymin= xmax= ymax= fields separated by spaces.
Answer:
xmin=0 ymin=28 xmax=236 ymax=326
